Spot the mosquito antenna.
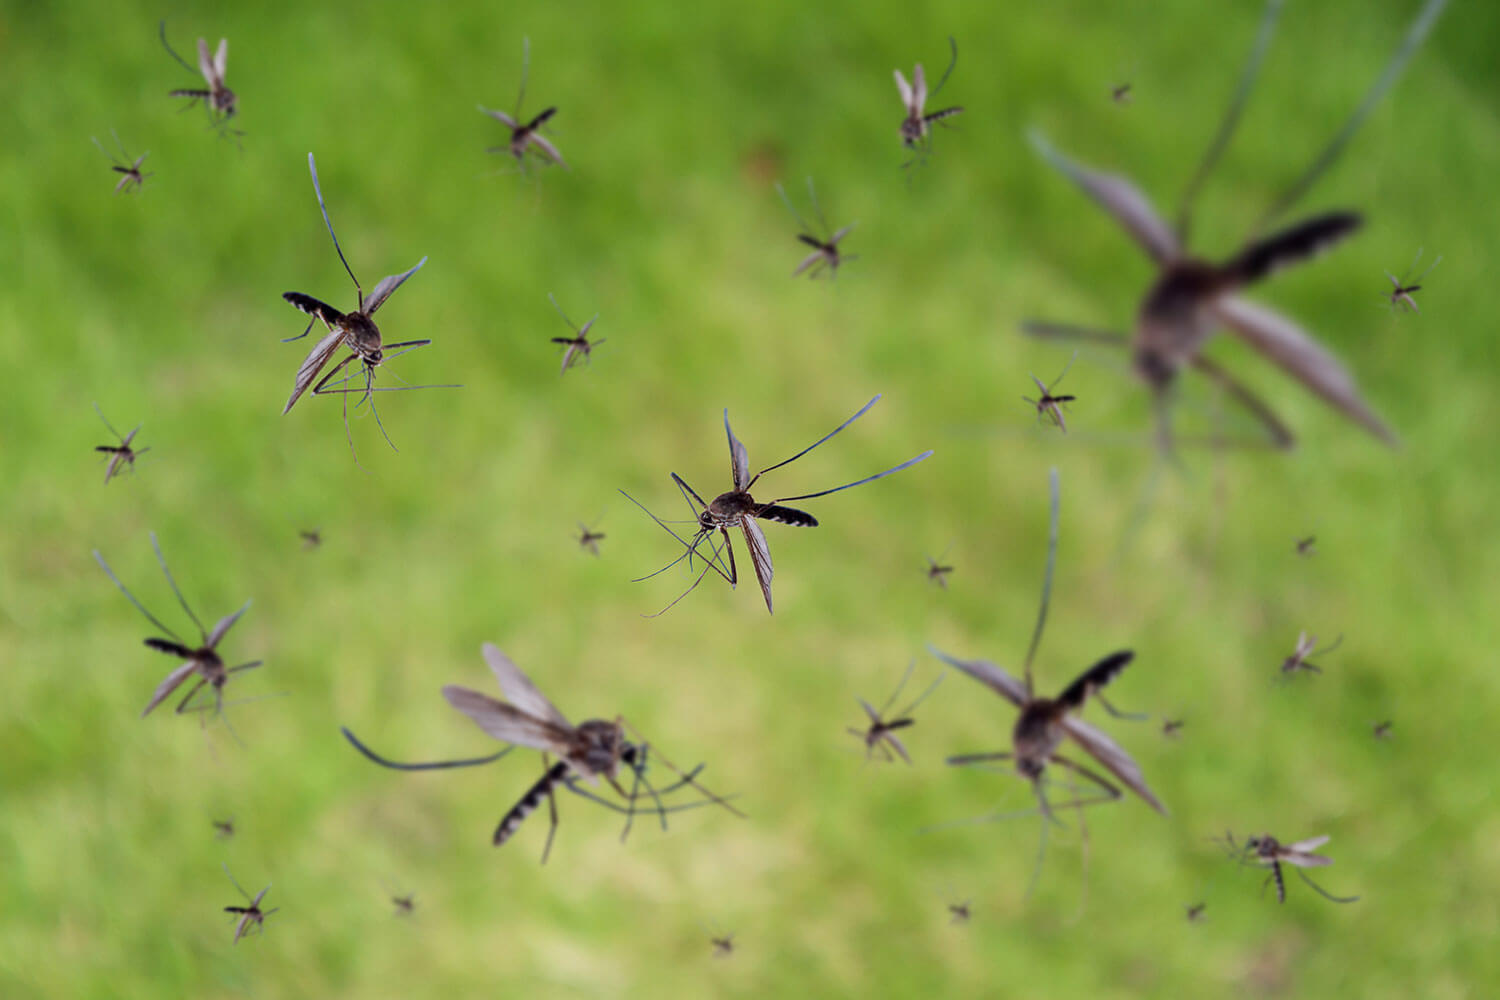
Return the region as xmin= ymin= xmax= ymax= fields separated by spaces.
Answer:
xmin=514 ymin=37 xmax=530 ymax=119
xmin=1257 ymin=0 xmax=1448 ymax=230
xmin=96 ymin=547 xmax=186 ymax=642
xmin=1293 ymin=866 xmax=1360 ymax=903
xmin=618 ymin=491 xmax=730 ymax=583
xmin=1025 ymin=784 xmax=1052 ymax=900
xmin=621 ymin=722 xmax=746 ymax=818
xmin=751 ymin=395 xmax=882 ymax=483
xmin=767 ymin=450 xmax=933 ymax=504
xmin=340 ymin=726 xmax=512 ymax=770
xmin=1175 ymin=0 xmax=1285 ymax=242
xmin=158 ymin=20 xmax=197 ymax=75
xmin=1021 ymin=468 xmax=1061 ymax=697
xmin=929 ymin=36 xmax=960 ymax=101
xmin=642 ymin=559 xmax=719 ymax=618
xmin=306 ymin=153 xmax=363 ymax=308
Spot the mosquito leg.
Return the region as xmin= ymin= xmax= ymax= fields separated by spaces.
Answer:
xmin=1188 ymin=354 xmax=1295 ymax=450
xmin=1094 ymin=694 xmax=1149 ymax=721
xmin=1293 ymin=866 xmax=1359 ymax=904
xmin=173 ymin=677 xmax=209 ymax=715
xmin=339 ymin=726 xmax=513 ymax=770
xmin=150 ymin=533 xmax=207 ymax=640
xmin=539 ymin=756 xmax=560 ymax=865
xmin=1020 ymin=321 xmax=1129 ymax=347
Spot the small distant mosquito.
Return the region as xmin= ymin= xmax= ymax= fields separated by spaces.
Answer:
xmin=91 ymin=131 xmax=151 ymax=193
xmin=1220 ymin=832 xmax=1359 ymax=904
xmin=1296 ymin=535 xmax=1317 ymax=557
xmin=1385 ymin=248 xmax=1441 ymax=313
xmin=947 ymin=899 xmax=972 ymax=924
xmin=625 ymin=395 xmax=933 ymax=616
xmin=1162 ymin=718 xmax=1185 ymax=739
xmin=300 ymin=529 xmax=322 ymax=550
xmin=1373 ymin=720 xmax=1393 ymax=740
xmin=777 ymin=178 xmax=857 ymax=280
xmin=1281 ymin=631 xmax=1341 ymax=677
xmin=222 ymin=864 xmax=277 ymax=943
xmin=212 ymin=817 xmax=235 ymax=839
xmin=576 ymin=520 xmax=606 ymax=556
xmin=894 ymin=37 xmax=964 ymax=154
xmin=480 ymin=38 xmax=567 ymax=170
xmin=94 ymin=533 xmax=261 ymax=728
xmin=159 ymin=22 xmax=238 ymax=129
xmin=548 ymin=294 xmax=604 ymax=374
xmin=925 ymin=549 xmax=955 ymax=589
xmin=848 ymin=661 xmax=945 ymax=764
xmin=1185 ymin=901 xmax=1207 ymax=922
xmin=93 ymin=403 xmax=149 ymax=484
xmin=1112 ymin=81 xmax=1134 ymax=104
xmin=1022 ymin=352 xmax=1078 ymax=433
xmin=382 ymin=881 xmax=416 ymax=916
xmin=709 ymin=932 xmax=735 ymax=958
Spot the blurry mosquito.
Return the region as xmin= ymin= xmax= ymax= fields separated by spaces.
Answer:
xmin=343 ymin=644 xmax=740 ymax=862
xmin=1162 ymin=718 xmax=1185 ymax=739
xmin=1220 ymin=832 xmax=1359 ymax=904
xmin=159 ymin=22 xmax=238 ymax=131
xmin=706 ymin=926 xmax=736 ymax=958
xmin=1023 ymin=0 xmax=1450 ymax=451
xmin=1373 ymin=720 xmax=1393 ymax=740
xmin=925 ymin=547 xmax=955 ymax=589
xmin=576 ymin=519 xmax=606 ymax=556
xmin=212 ymin=817 xmax=235 ymax=839
xmin=480 ymin=38 xmax=567 ymax=171
xmin=94 ymin=533 xmax=261 ymax=731
xmin=624 ymin=395 xmax=933 ymax=616
xmin=381 ymin=881 xmax=416 ymax=916
xmin=548 ymin=294 xmax=604 ymax=374
xmin=849 ymin=661 xmax=945 ymax=764
xmin=1385 ymin=248 xmax=1441 ymax=313
xmin=300 ymin=529 xmax=322 ymax=550
xmin=894 ymin=37 xmax=964 ymax=157
xmin=93 ymin=403 xmax=149 ymax=484
xmin=1281 ymin=631 xmax=1341 ymax=677
xmin=1022 ymin=352 xmax=1078 ymax=433
xmin=930 ymin=468 xmax=1166 ymax=899
xmin=776 ymin=178 xmax=857 ymax=279
xmin=91 ymin=131 xmax=150 ymax=194
xmin=222 ymin=864 xmax=276 ymax=943
xmin=948 ymin=899 xmax=972 ymax=924
xmin=1185 ymin=901 xmax=1207 ymax=922
xmin=1296 ymin=535 xmax=1317 ymax=557
xmin=281 ymin=153 xmax=456 ymax=464
xmin=1112 ymin=81 xmax=1134 ymax=104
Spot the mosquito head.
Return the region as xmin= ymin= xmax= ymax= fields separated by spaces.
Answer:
xmin=574 ymin=718 xmax=629 ymax=778
xmin=214 ymin=88 xmax=238 ymax=117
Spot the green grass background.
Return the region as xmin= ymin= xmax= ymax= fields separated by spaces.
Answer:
xmin=2 ymin=0 xmax=1497 ymax=996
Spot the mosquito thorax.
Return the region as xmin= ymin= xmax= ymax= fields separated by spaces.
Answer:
xmin=573 ymin=719 xmax=626 ymax=776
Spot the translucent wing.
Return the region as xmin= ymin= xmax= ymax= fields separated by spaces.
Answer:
xmin=894 ymin=69 xmax=913 ymax=109
xmin=233 ymin=911 xmax=254 ymax=944
xmin=282 ymin=327 xmax=345 ymax=414
xmin=1288 ymin=834 xmax=1331 ymax=854
xmin=206 ymin=601 xmax=251 ymax=648
xmin=196 ymin=38 xmax=215 ymax=86
xmin=364 ymin=257 xmax=428 ymax=316
xmin=884 ymin=731 xmax=912 ymax=765
xmin=913 ymin=62 xmax=927 ymax=110
xmin=858 ymin=697 xmax=882 ymax=725
xmin=741 ymin=517 xmax=774 ymax=614
xmin=480 ymin=643 xmax=570 ymax=729
xmin=928 ymin=647 xmax=1027 ymax=709
xmin=1029 ymin=132 xmax=1179 ymax=265
xmin=526 ymin=132 xmax=569 ymax=169
xmin=141 ymin=661 xmax=198 ymax=718
xmin=1284 ymin=851 xmax=1334 ymax=868
xmin=441 ymin=685 xmax=572 ymax=753
xmin=1060 ymin=715 xmax=1168 ymax=814
xmin=793 ymin=250 xmax=824 ymax=277
xmin=479 ymin=106 xmax=518 ymax=128
xmin=829 ymin=223 xmax=856 ymax=245
xmin=724 ymin=410 xmax=751 ymax=490
xmin=213 ymin=38 xmax=228 ymax=83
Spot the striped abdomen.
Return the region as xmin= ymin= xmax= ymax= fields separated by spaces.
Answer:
xmin=493 ymin=760 xmax=569 ymax=846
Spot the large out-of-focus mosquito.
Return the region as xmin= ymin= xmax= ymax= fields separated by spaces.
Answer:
xmin=576 ymin=519 xmax=606 ymax=556
xmin=1220 ymin=832 xmax=1359 ymax=904
xmin=894 ymin=37 xmax=964 ymax=156
xmin=1023 ymin=0 xmax=1449 ymax=451
xmin=343 ymin=644 xmax=740 ymax=862
xmin=1385 ymin=248 xmax=1441 ymax=313
xmin=848 ymin=661 xmax=945 ymax=764
xmin=282 ymin=153 xmax=456 ymax=462
xmin=93 ymin=403 xmax=149 ymax=484
xmin=222 ymin=864 xmax=276 ymax=943
xmin=1280 ymin=631 xmax=1341 ymax=677
xmin=548 ymin=294 xmax=604 ymax=374
xmin=94 ymin=533 xmax=261 ymax=729
xmin=1022 ymin=352 xmax=1078 ymax=433
xmin=159 ymin=22 xmax=238 ymax=131
xmin=480 ymin=38 xmax=567 ymax=171
xmin=91 ymin=131 xmax=150 ymax=194
xmin=777 ymin=178 xmax=857 ymax=279
xmin=625 ymin=395 xmax=933 ymax=616
xmin=930 ymin=468 xmax=1166 ymax=898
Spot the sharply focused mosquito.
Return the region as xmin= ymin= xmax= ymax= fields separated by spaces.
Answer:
xmin=1385 ymin=248 xmax=1441 ymax=313
xmin=159 ymin=22 xmax=238 ymax=131
xmin=93 ymin=403 xmax=149 ymax=484
xmin=894 ymin=37 xmax=964 ymax=156
xmin=1280 ymin=631 xmax=1341 ymax=677
xmin=1219 ymin=832 xmax=1359 ymax=904
xmin=1024 ymin=0 xmax=1449 ymax=451
xmin=548 ymin=294 xmax=604 ymax=374
xmin=930 ymin=468 xmax=1166 ymax=899
xmin=222 ymin=864 xmax=277 ymax=943
xmin=91 ymin=131 xmax=150 ymax=194
xmin=480 ymin=38 xmax=567 ymax=171
xmin=94 ymin=533 xmax=262 ymax=730
xmin=576 ymin=520 xmax=606 ymax=556
xmin=625 ymin=395 xmax=933 ymax=616
xmin=776 ymin=178 xmax=857 ymax=279
xmin=281 ymin=153 xmax=456 ymax=463
xmin=343 ymin=644 xmax=740 ymax=862
xmin=848 ymin=661 xmax=945 ymax=764
xmin=1022 ymin=352 xmax=1079 ymax=433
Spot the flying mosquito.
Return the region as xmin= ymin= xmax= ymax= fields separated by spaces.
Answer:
xmin=1220 ymin=832 xmax=1359 ymax=904
xmin=1022 ymin=0 xmax=1450 ymax=451
xmin=222 ymin=864 xmax=277 ymax=943
xmin=1385 ymin=248 xmax=1441 ymax=313
xmin=777 ymin=178 xmax=857 ymax=279
xmin=212 ymin=817 xmax=235 ymax=839
xmin=925 ymin=549 xmax=955 ymax=589
xmin=1022 ymin=352 xmax=1078 ymax=433
xmin=300 ymin=529 xmax=322 ymax=550
xmin=1162 ymin=718 xmax=1185 ymax=739
xmin=548 ymin=294 xmax=604 ymax=374
xmin=848 ymin=661 xmax=945 ymax=764
xmin=576 ymin=520 xmax=606 ymax=556
xmin=706 ymin=925 xmax=736 ymax=958
xmin=93 ymin=403 xmax=149 ymax=484
xmin=1112 ymin=81 xmax=1134 ymax=104
xmin=480 ymin=38 xmax=567 ymax=170
xmin=894 ymin=37 xmax=964 ymax=154
xmin=281 ymin=153 xmax=456 ymax=462
xmin=159 ymin=22 xmax=238 ymax=129
xmin=94 ymin=533 xmax=261 ymax=728
xmin=91 ymin=131 xmax=150 ymax=194
xmin=1373 ymin=720 xmax=1393 ymax=740
xmin=948 ymin=899 xmax=972 ymax=924
xmin=930 ymin=468 xmax=1166 ymax=898
xmin=1185 ymin=901 xmax=1207 ymax=922
xmin=1281 ymin=631 xmax=1341 ymax=677
xmin=381 ymin=881 xmax=416 ymax=916
xmin=1296 ymin=535 xmax=1317 ymax=557
xmin=343 ymin=644 xmax=740 ymax=862
xmin=624 ymin=395 xmax=933 ymax=616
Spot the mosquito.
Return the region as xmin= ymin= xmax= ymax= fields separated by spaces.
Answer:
xmin=777 ymin=178 xmax=857 ymax=280
xmin=548 ymin=294 xmax=604 ymax=374
xmin=1185 ymin=901 xmax=1207 ymax=922
xmin=624 ymin=395 xmax=933 ymax=616
xmin=1296 ymin=535 xmax=1317 ymax=557
xmin=1385 ymin=248 xmax=1441 ymax=313
xmin=300 ymin=529 xmax=322 ymax=550
xmin=848 ymin=661 xmax=945 ymax=764
xmin=1112 ymin=82 xmax=1134 ymax=104
xmin=1023 ymin=0 xmax=1450 ymax=451
xmin=381 ymin=881 xmax=416 ymax=916
xmin=709 ymin=931 xmax=735 ymax=958
xmin=930 ymin=468 xmax=1166 ymax=899
xmin=1281 ymin=631 xmax=1341 ymax=677
xmin=159 ymin=22 xmax=238 ymax=129
xmin=281 ymin=153 xmax=456 ymax=463
xmin=222 ymin=864 xmax=277 ymax=943
xmin=1220 ymin=832 xmax=1359 ymax=904
xmin=1373 ymin=720 xmax=1393 ymax=740
xmin=1022 ymin=352 xmax=1079 ymax=433
xmin=894 ymin=37 xmax=964 ymax=153
xmin=91 ymin=131 xmax=150 ymax=193
xmin=212 ymin=817 xmax=235 ymax=839
xmin=576 ymin=520 xmax=606 ymax=556
xmin=93 ymin=403 xmax=149 ymax=484
xmin=480 ymin=38 xmax=567 ymax=170
xmin=94 ymin=533 xmax=261 ymax=730
xmin=343 ymin=644 xmax=740 ymax=862
xmin=926 ymin=548 xmax=955 ymax=589
xmin=947 ymin=899 xmax=972 ymax=924
xmin=1162 ymin=718 xmax=1185 ymax=739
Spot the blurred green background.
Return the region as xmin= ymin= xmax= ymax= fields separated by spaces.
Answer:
xmin=3 ymin=0 xmax=1497 ymax=996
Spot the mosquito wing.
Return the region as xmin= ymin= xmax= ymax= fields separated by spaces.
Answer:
xmin=141 ymin=660 xmax=199 ymax=718
xmin=441 ymin=685 xmax=572 ymax=754
xmin=526 ymin=131 xmax=568 ymax=169
xmin=928 ymin=647 xmax=1027 ymax=709
xmin=1060 ymin=714 xmax=1167 ymax=814
xmin=1029 ymin=131 xmax=1178 ymax=265
xmin=724 ymin=410 xmax=751 ymax=490
xmin=1285 ymin=834 xmax=1332 ymax=860
xmin=741 ymin=516 xmax=775 ymax=614
xmin=912 ymin=62 xmax=927 ymax=111
xmin=206 ymin=600 xmax=251 ymax=648
xmin=480 ymin=643 xmax=571 ymax=729
xmin=858 ymin=697 xmax=883 ymax=725
xmin=894 ymin=69 xmax=914 ymax=110
xmin=196 ymin=38 xmax=216 ymax=86
xmin=364 ymin=257 xmax=428 ymax=316
xmin=104 ymin=451 xmax=126 ymax=484
xmin=282 ymin=327 xmax=345 ymax=414
xmin=232 ymin=911 xmax=254 ymax=944
xmin=793 ymin=250 xmax=824 ymax=277
xmin=829 ymin=223 xmax=856 ymax=245
xmin=213 ymin=38 xmax=228 ymax=84
xmin=1283 ymin=851 xmax=1334 ymax=868
xmin=479 ymin=106 xmax=518 ymax=128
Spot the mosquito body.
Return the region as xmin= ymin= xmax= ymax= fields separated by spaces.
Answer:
xmin=92 ymin=131 xmax=150 ymax=193
xmin=1281 ymin=631 xmax=1341 ymax=677
xmin=849 ymin=661 xmax=944 ymax=764
xmin=94 ymin=533 xmax=261 ymax=725
xmin=1185 ymin=901 xmax=1207 ymax=922
xmin=300 ymin=529 xmax=322 ymax=550
xmin=1024 ymin=0 xmax=1449 ymax=450
xmin=1162 ymin=718 xmax=1185 ymax=739
xmin=710 ymin=933 xmax=735 ymax=958
xmin=160 ymin=23 xmax=237 ymax=126
xmin=1223 ymin=832 xmax=1359 ymax=904
xmin=1112 ymin=82 xmax=1134 ymax=104
xmin=212 ymin=817 xmax=235 ymax=839
xmin=626 ymin=395 xmax=932 ymax=615
xmin=548 ymin=295 xmax=603 ymax=374
xmin=381 ymin=882 xmax=416 ymax=916
xmin=1022 ymin=353 xmax=1078 ymax=433
xmin=1373 ymin=720 xmax=1393 ymax=740
xmin=926 ymin=553 xmax=955 ymax=589
xmin=480 ymin=39 xmax=567 ymax=170
xmin=777 ymin=178 xmax=857 ymax=279
xmin=576 ymin=521 xmax=606 ymax=556
xmin=1296 ymin=535 xmax=1317 ymax=557
xmin=948 ymin=900 xmax=972 ymax=924
xmin=222 ymin=864 xmax=276 ymax=943
xmin=1385 ymin=248 xmax=1441 ymax=313
xmin=894 ymin=38 xmax=964 ymax=153
xmin=93 ymin=403 xmax=149 ymax=483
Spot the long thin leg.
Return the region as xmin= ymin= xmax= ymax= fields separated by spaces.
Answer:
xmin=539 ymin=755 xmax=560 ymax=865
xmin=150 ymin=533 xmax=207 ymax=641
xmin=340 ymin=726 xmax=513 ymax=770
xmin=1293 ymin=866 xmax=1360 ymax=904
xmin=1024 ymin=467 xmax=1061 ymax=696
xmin=93 ymin=550 xmax=185 ymax=642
